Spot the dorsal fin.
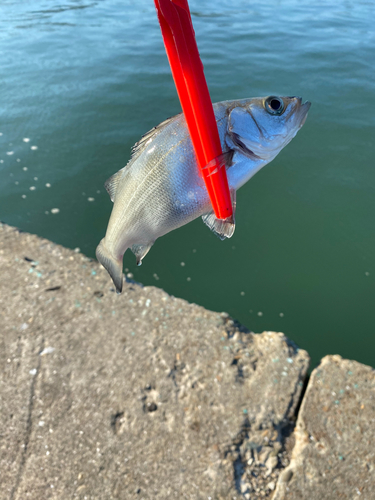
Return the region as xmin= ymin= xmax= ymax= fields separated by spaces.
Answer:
xmin=130 ymin=113 xmax=181 ymax=161
xmin=104 ymin=169 xmax=125 ymax=202
xmin=202 ymin=189 xmax=236 ymax=240
xmin=104 ymin=114 xmax=181 ymax=203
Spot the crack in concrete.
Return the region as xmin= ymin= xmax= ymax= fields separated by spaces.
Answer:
xmin=230 ymin=362 xmax=309 ymax=498
xmin=282 ymin=364 xmax=308 ymax=426
xmin=9 ymin=337 xmax=45 ymax=500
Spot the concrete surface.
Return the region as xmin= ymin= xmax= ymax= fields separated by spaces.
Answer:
xmin=1 ymin=223 xmax=374 ymax=500
xmin=0 ymin=223 xmax=308 ymax=499
xmin=273 ymin=355 xmax=375 ymax=500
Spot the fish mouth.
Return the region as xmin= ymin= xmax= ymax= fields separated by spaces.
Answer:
xmin=293 ymin=97 xmax=311 ymax=128
xmin=300 ymin=101 xmax=311 ymax=126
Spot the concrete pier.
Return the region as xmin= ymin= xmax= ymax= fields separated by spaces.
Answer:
xmin=0 ymin=223 xmax=373 ymax=499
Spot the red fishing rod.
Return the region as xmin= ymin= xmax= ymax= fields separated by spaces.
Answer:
xmin=154 ymin=0 xmax=233 ymax=221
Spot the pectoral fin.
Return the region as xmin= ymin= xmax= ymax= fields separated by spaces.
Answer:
xmin=201 ymin=150 xmax=234 ymax=176
xmin=202 ymin=189 xmax=236 ymax=240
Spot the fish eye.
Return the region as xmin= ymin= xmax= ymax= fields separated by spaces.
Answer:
xmin=264 ymin=96 xmax=285 ymax=115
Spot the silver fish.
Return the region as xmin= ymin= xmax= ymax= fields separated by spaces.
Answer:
xmin=97 ymin=95 xmax=310 ymax=292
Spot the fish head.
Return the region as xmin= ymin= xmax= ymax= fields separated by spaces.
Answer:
xmin=227 ymin=96 xmax=311 ymax=162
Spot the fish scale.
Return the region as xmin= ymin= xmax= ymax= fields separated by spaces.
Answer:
xmin=96 ymin=96 xmax=310 ymax=292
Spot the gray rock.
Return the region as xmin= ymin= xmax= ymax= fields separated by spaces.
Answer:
xmin=273 ymin=355 xmax=375 ymax=500
xmin=0 ymin=223 xmax=309 ymax=499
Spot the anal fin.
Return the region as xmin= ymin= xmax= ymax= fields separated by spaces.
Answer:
xmin=131 ymin=242 xmax=154 ymax=266
xmin=202 ymin=189 xmax=236 ymax=240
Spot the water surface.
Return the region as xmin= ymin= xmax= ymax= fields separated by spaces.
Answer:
xmin=1 ymin=0 xmax=375 ymax=369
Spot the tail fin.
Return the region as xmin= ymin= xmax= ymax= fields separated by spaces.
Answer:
xmin=96 ymin=239 xmax=124 ymax=293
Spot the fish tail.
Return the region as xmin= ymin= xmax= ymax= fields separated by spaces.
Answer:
xmin=96 ymin=239 xmax=124 ymax=293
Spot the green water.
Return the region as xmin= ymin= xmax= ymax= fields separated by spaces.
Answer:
xmin=1 ymin=0 xmax=374 ymax=369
